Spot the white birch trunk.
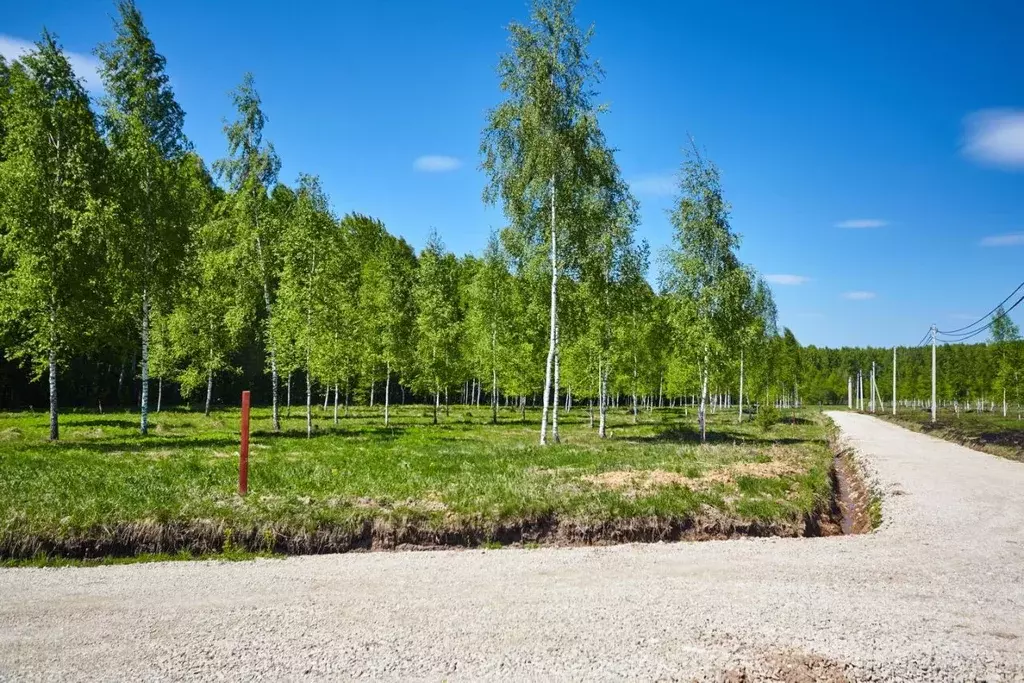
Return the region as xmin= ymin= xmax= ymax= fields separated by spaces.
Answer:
xmin=540 ymin=175 xmax=557 ymax=445
xmin=699 ymin=354 xmax=709 ymax=442
xmin=334 ymin=383 xmax=339 ymax=425
xmin=305 ymin=354 xmax=312 ymax=438
xmin=204 ymin=366 xmax=213 ymax=416
xmin=156 ymin=377 xmax=163 ymax=413
xmin=384 ymin=361 xmax=391 ymax=427
xmin=139 ymin=290 xmax=150 ymax=435
xmin=552 ymin=325 xmax=560 ymax=443
xmin=738 ymin=350 xmax=744 ymax=424
xmin=286 ymin=372 xmax=292 ymax=418
xmin=491 ymin=359 xmax=498 ymax=425
xmin=48 ymin=345 xmax=58 ymax=441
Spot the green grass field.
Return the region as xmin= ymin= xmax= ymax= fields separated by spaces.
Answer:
xmin=877 ymin=408 xmax=1024 ymax=462
xmin=0 ymin=404 xmax=838 ymax=563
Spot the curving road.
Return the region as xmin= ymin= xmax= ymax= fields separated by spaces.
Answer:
xmin=2 ymin=412 xmax=1024 ymax=681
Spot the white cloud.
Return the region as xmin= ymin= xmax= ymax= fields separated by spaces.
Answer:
xmin=980 ymin=233 xmax=1024 ymax=247
xmin=0 ymin=34 xmax=103 ymax=91
xmin=963 ymin=109 xmax=1024 ymax=169
xmin=843 ymin=291 xmax=876 ymax=301
xmin=835 ymin=219 xmax=888 ymax=229
xmin=629 ymin=173 xmax=676 ymax=197
xmin=764 ymin=274 xmax=810 ymax=286
xmin=413 ymin=155 xmax=462 ymax=172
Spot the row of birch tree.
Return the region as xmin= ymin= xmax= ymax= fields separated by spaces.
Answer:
xmin=0 ymin=0 xmax=784 ymax=443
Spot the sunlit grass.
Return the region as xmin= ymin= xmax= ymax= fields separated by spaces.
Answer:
xmin=879 ymin=408 xmax=1024 ymax=461
xmin=0 ymin=403 xmax=834 ymax=560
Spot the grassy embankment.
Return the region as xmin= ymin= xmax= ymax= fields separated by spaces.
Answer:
xmin=876 ymin=408 xmax=1024 ymax=462
xmin=0 ymin=404 xmax=838 ymax=565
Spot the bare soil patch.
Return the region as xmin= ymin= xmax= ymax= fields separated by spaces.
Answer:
xmin=582 ymin=458 xmax=804 ymax=493
xmin=721 ymin=650 xmax=851 ymax=682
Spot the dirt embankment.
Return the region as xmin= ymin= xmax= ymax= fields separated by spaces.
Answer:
xmin=2 ymin=443 xmax=875 ymax=562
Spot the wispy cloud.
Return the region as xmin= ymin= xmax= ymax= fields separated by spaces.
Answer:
xmin=980 ymin=233 xmax=1024 ymax=247
xmin=629 ymin=173 xmax=676 ymax=197
xmin=0 ymin=34 xmax=103 ymax=91
xmin=413 ymin=155 xmax=462 ymax=172
xmin=764 ymin=274 xmax=810 ymax=286
xmin=843 ymin=291 xmax=876 ymax=301
xmin=835 ymin=219 xmax=888 ymax=229
xmin=963 ymin=109 xmax=1024 ymax=170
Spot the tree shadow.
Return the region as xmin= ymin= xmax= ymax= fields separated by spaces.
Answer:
xmin=63 ymin=419 xmax=139 ymax=429
xmin=8 ymin=436 xmax=242 ymax=455
xmin=624 ymin=425 xmax=815 ymax=448
xmin=251 ymin=425 xmax=410 ymax=441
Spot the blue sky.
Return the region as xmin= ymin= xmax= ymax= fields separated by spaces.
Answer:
xmin=3 ymin=1 xmax=1023 ymax=347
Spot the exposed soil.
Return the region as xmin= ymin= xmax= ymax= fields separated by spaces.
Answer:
xmin=832 ymin=453 xmax=873 ymax=534
xmin=0 ymin=510 xmax=828 ymax=561
xmin=1 ymin=445 xmax=873 ymax=562
xmin=583 ymin=459 xmax=804 ymax=492
xmin=720 ymin=650 xmax=851 ymax=682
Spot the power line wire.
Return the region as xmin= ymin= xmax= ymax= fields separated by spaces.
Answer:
xmin=936 ymin=279 xmax=1024 ymax=335
xmin=936 ymin=291 xmax=1024 ymax=343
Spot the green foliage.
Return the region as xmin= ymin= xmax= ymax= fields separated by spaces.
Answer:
xmin=661 ymin=145 xmax=773 ymax=437
xmin=272 ymin=174 xmax=343 ymax=434
xmin=214 ymin=73 xmax=285 ymax=427
xmin=413 ymin=232 xmax=463 ymax=421
xmin=753 ymin=404 xmax=780 ymax=432
xmin=97 ymin=0 xmax=195 ymax=435
xmin=0 ymin=32 xmax=109 ymax=438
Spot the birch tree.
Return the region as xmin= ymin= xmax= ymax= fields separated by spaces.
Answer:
xmin=661 ymin=145 xmax=749 ymax=441
xmin=990 ymin=306 xmax=1020 ymax=417
xmin=736 ymin=274 xmax=777 ymax=422
xmin=274 ymin=174 xmax=336 ymax=437
xmin=413 ymin=231 xmax=462 ymax=425
xmin=482 ymin=0 xmax=606 ymax=445
xmin=467 ymin=231 xmax=516 ymax=424
xmin=213 ymin=74 xmax=284 ymax=430
xmin=0 ymin=34 xmax=107 ymax=440
xmin=577 ymin=145 xmax=641 ymax=436
xmin=360 ymin=234 xmax=416 ymax=426
xmin=168 ymin=185 xmax=250 ymax=416
xmin=98 ymin=0 xmax=191 ymax=435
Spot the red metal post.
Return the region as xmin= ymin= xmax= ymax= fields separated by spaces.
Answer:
xmin=239 ymin=390 xmax=250 ymax=496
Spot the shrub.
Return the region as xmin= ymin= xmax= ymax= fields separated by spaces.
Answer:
xmin=754 ymin=404 xmax=780 ymax=432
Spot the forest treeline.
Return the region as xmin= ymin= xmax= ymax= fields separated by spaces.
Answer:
xmin=1 ymin=0 xmax=1020 ymax=441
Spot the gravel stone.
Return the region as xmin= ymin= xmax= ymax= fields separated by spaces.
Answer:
xmin=1 ymin=411 xmax=1023 ymax=681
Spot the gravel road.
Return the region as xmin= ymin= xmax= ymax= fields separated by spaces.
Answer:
xmin=2 ymin=411 xmax=1024 ymax=681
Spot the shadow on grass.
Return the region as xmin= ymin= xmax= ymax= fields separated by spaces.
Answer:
xmin=6 ymin=436 xmax=242 ymax=455
xmin=624 ymin=425 xmax=816 ymax=448
xmin=252 ymin=425 xmax=410 ymax=441
xmin=63 ymin=419 xmax=140 ymax=429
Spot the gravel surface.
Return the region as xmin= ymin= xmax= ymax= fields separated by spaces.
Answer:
xmin=2 ymin=411 xmax=1024 ymax=682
